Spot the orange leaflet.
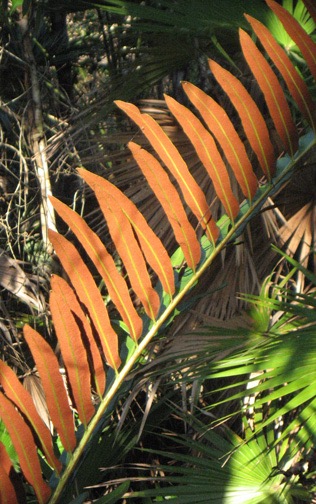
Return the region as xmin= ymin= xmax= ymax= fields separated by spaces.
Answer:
xmin=0 ymin=360 xmax=62 ymax=473
xmin=182 ymin=82 xmax=258 ymax=201
xmin=165 ymin=94 xmax=240 ymax=221
xmin=79 ymin=168 xmax=175 ymax=299
xmin=50 ymin=195 xmax=143 ymax=342
xmin=94 ymin=188 xmax=160 ymax=320
xmin=209 ymin=59 xmax=276 ymax=180
xmin=240 ymin=28 xmax=298 ymax=156
xmin=0 ymin=443 xmax=19 ymax=504
xmin=23 ymin=325 xmax=77 ymax=453
xmin=115 ymin=100 xmax=219 ymax=244
xmin=0 ymin=393 xmax=51 ymax=504
xmin=129 ymin=142 xmax=201 ymax=270
xmin=266 ymin=0 xmax=316 ymax=82
xmin=49 ymin=230 xmax=121 ymax=371
xmin=51 ymin=274 xmax=105 ymax=398
xmin=50 ymin=276 xmax=95 ymax=427
xmin=245 ymin=14 xmax=316 ymax=131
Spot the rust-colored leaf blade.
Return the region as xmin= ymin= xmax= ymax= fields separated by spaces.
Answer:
xmin=0 ymin=441 xmax=13 ymax=476
xmin=240 ymin=28 xmax=298 ymax=155
xmin=115 ymin=100 xmax=219 ymax=244
xmin=303 ymin=0 xmax=316 ymax=23
xmin=128 ymin=142 xmax=201 ymax=270
xmin=183 ymin=82 xmax=258 ymax=200
xmin=0 ymin=467 xmax=17 ymax=504
xmin=165 ymin=94 xmax=240 ymax=221
xmin=0 ymin=442 xmax=19 ymax=504
xmin=0 ymin=360 xmax=62 ymax=474
xmin=79 ymin=168 xmax=175 ymax=302
xmin=245 ymin=14 xmax=316 ymax=130
xmin=0 ymin=392 xmax=51 ymax=504
xmin=267 ymin=0 xmax=316 ymax=81
xmin=50 ymin=196 xmax=142 ymax=343
xmin=52 ymin=274 xmax=105 ymax=398
xmin=48 ymin=230 xmax=121 ymax=371
xmin=209 ymin=59 xmax=276 ymax=179
xmin=95 ymin=188 xmax=160 ymax=320
xmin=23 ymin=325 xmax=77 ymax=453
xmin=50 ymin=276 xmax=95 ymax=427
xmin=105 ymin=197 xmax=159 ymax=319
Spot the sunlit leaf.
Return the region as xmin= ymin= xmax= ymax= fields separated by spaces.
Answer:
xmin=79 ymin=168 xmax=175 ymax=309
xmin=94 ymin=188 xmax=160 ymax=320
xmin=50 ymin=276 xmax=95 ymax=427
xmin=115 ymin=100 xmax=219 ymax=243
xmin=164 ymin=94 xmax=240 ymax=221
xmin=9 ymin=1 xmax=316 ymax=501
xmin=267 ymin=0 xmax=316 ymax=81
xmin=182 ymin=81 xmax=258 ymax=201
xmin=49 ymin=230 xmax=121 ymax=371
xmin=0 ymin=393 xmax=51 ymax=504
xmin=50 ymin=196 xmax=143 ymax=342
xmin=0 ymin=360 xmax=62 ymax=473
xmin=128 ymin=141 xmax=201 ymax=270
xmin=23 ymin=325 xmax=77 ymax=453
xmin=51 ymin=274 xmax=105 ymax=399
xmin=209 ymin=59 xmax=276 ymax=179
xmin=240 ymin=28 xmax=298 ymax=156
xmin=245 ymin=14 xmax=316 ymax=130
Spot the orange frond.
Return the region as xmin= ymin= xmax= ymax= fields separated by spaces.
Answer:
xmin=23 ymin=325 xmax=77 ymax=453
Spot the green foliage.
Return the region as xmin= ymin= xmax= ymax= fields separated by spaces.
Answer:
xmin=123 ymin=254 xmax=316 ymax=502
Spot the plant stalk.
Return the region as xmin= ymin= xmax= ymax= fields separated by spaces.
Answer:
xmin=49 ymin=136 xmax=315 ymax=503
xmin=17 ymin=10 xmax=57 ymax=257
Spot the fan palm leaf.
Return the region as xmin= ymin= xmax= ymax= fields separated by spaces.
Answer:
xmin=120 ymin=254 xmax=316 ymax=502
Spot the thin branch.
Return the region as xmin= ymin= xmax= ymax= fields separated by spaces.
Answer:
xmin=17 ymin=11 xmax=57 ymax=256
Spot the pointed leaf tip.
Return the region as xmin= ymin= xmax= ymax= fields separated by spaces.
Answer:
xmin=244 ymin=14 xmax=316 ymax=131
xmin=129 ymin=141 xmax=201 ymax=270
xmin=266 ymin=0 xmax=316 ymax=82
xmin=209 ymin=59 xmax=276 ymax=179
xmin=50 ymin=276 xmax=95 ymax=427
xmin=0 ymin=360 xmax=62 ymax=474
xmin=48 ymin=229 xmax=121 ymax=371
xmin=239 ymin=28 xmax=298 ymax=156
xmin=23 ymin=325 xmax=77 ymax=453
xmin=0 ymin=392 xmax=51 ymax=504
xmin=79 ymin=168 xmax=173 ymax=317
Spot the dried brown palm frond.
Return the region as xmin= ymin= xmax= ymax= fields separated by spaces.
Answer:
xmin=0 ymin=249 xmax=46 ymax=312
xmin=23 ymin=372 xmax=52 ymax=431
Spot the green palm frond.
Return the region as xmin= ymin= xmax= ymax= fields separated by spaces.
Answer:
xmin=121 ymin=253 xmax=316 ymax=502
xmin=123 ymin=424 xmax=308 ymax=503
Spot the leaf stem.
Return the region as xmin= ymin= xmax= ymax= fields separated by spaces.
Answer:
xmin=48 ymin=133 xmax=315 ymax=503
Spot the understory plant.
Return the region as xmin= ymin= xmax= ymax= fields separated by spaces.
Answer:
xmin=0 ymin=1 xmax=315 ymax=502
xmin=122 ymin=251 xmax=316 ymax=502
